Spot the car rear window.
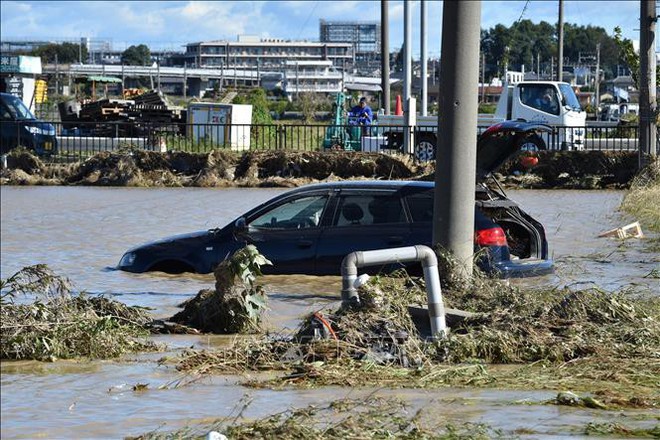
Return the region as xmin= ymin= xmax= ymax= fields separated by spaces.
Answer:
xmin=334 ymin=194 xmax=406 ymax=226
xmin=406 ymin=192 xmax=434 ymax=222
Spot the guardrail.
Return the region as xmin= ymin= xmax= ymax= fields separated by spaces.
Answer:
xmin=1 ymin=119 xmax=655 ymax=164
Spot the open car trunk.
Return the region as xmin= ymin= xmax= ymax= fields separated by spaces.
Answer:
xmin=475 ymin=184 xmax=549 ymax=263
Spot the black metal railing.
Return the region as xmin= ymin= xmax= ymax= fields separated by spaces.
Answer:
xmin=1 ymin=119 xmax=655 ymax=164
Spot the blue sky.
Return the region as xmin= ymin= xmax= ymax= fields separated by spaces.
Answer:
xmin=1 ymin=1 xmax=642 ymax=56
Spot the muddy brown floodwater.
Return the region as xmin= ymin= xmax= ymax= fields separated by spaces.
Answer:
xmin=1 ymin=186 xmax=658 ymax=439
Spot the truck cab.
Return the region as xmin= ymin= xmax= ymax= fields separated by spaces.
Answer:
xmin=492 ymin=77 xmax=586 ymax=150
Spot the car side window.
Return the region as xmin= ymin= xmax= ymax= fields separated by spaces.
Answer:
xmin=334 ymin=194 xmax=405 ymax=227
xmin=406 ymin=192 xmax=434 ymax=222
xmin=249 ymin=195 xmax=327 ymax=229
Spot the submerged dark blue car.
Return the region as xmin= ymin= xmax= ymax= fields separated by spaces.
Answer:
xmin=119 ymin=121 xmax=553 ymax=278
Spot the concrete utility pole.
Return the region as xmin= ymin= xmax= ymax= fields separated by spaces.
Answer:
xmin=558 ymin=0 xmax=564 ymax=81
xmin=421 ymin=0 xmax=428 ymax=116
xmin=639 ymin=0 xmax=658 ymax=163
xmin=595 ymin=43 xmax=601 ymax=109
xmin=403 ymin=0 xmax=413 ymax=154
xmin=55 ymin=53 xmax=59 ymax=96
xmin=381 ymin=0 xmax=390 ymax=114
xmin=481 ymin=52 xmax=486 ymax=103
xmin=183 ymin=62 xmax=187 ymax=99
xmin=434 ymin=0 xmax=481 ymax=280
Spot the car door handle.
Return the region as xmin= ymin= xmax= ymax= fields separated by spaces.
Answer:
xmin=297 ymin=240 xmax=313 ymax=248
xmin=387 ymin=236 xmax=404 ymax=245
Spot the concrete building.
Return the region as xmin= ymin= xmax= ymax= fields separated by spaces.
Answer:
xmin=283 ymin=60 xmax=343 ymax=96
xmin=319 ymin=20 xmax=381 ymax=75
xmin=183 ymin=35 xmax=352 ymax=71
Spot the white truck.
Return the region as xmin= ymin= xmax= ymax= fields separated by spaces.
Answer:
xmin=376 ymin=71 xmax=587 ymax=161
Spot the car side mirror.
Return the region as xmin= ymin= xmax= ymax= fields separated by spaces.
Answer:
xmin=234 ymin=217 xmax=248 ymax=237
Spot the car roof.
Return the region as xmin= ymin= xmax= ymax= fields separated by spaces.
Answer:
xmin=289 ymin=180 xmax=435 ymax=192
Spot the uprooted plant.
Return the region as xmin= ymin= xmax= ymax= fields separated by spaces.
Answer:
xmin=167 ymin=245 xmax=271 ymax=334
xmin=1 ymin=264 xmax=157 ymax=361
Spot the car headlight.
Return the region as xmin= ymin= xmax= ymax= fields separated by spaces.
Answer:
xmin=119 ymin=252 xmax=136 ymax=267
xmin=26 ymin=125 xmax=55 ymax=136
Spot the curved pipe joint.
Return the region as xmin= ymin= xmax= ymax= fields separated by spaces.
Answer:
xmin=340 ymin=245 xmax=447 ymax=338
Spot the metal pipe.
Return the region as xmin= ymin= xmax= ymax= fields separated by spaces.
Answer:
xmin=340 ymin=245 xmax=447 ymax=337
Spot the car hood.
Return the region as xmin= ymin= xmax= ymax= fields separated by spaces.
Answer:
xmin=476 ymin=120 xmax=551 ymax=179
xmin=128 ymin=230 xmax=213 ymax=252
xmin=24 ymin=120 xmax=57 ymax=136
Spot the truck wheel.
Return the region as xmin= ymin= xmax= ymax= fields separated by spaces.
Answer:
xmin=519 ymin=135 xmax=546 ymax=152
xmin=415 ymin=136 xmax=436 ymax=161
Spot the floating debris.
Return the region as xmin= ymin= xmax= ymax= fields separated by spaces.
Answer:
xmin=598 ymin=221 xmax=644 ymax=239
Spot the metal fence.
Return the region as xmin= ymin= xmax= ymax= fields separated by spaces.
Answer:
xmin=1 ymin=119 xmax=655 ymax=164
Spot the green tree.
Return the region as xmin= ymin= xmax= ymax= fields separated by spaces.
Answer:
xmin=299 ymin=93 xmax=321 ymax=123
xmin=121 ymin=44 xmax=151 ymax=66
xmin=564 ymin=24 xmax=619 ymax=79
xmin=32 ymin=42 xmax=87 ymax=64
xmin=614 ymin=26 xmax=660 ymax=92
xmin=481 ymin=21 xmax=620 ymax=81
xmin=614 ymin=26 xmax=640 ymax=87
xmin=233 ymin=88 xmax=272 ymax=125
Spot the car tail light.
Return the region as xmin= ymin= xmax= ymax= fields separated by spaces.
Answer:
xmin=475 ymin=227 xmax=508 ymax=246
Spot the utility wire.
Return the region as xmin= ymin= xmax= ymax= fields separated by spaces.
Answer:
xmin=297 ymin=1 xmax=319 ymax=40
xmin=515 ymin=0 xmax=531 ymax=26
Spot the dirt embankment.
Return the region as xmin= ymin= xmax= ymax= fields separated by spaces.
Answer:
xmin=0 ymin=149 xmax=646 ymax=189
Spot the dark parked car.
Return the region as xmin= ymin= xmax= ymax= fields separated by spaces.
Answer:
xmin=0 ymin=92 xmax=57 ymax=156
xmin=118 ymin=121 xmax=553 ymax=278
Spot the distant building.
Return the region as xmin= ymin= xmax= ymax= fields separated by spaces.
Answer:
xmin=319 ymin=20 xmax=381 ymax=75
xmin=283 ymin=60 xmax=343 ymax=96
xmin=183 ymin=36 xmax=352 ymax=71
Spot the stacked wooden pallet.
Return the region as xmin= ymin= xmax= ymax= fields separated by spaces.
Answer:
xmin=71 ymin=91 xmax=186 ymax=128
xmin=78 ymin=99 xmax=133 ymax=121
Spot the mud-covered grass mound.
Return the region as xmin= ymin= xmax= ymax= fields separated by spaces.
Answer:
xmin=497 ymin=150 xmax=641 ymax=189
xmin=3 ymin=149 xmax=642 ymax=189
xmin=174 ymin=273 xmax=660 ymax=408
xmin=1 ymin=265 xmax=157 ymax=361
xmin=1 ymin=149 xmax=428 ymax=188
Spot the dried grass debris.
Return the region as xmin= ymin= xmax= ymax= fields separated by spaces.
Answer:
xmin=1 ymin=265 xmax=157 ymax=361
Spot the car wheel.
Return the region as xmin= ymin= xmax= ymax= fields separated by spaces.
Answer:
xmin=415 ymin=138 xmax=436 ymax=162
xmin=518 ymin=135 xmax=546 ymax=152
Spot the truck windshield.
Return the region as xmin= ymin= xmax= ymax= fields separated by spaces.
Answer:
xmin=2 ymin=94 xmax=36 ymax=120
xmin=558 ymin=84 xmax=582 ymax=111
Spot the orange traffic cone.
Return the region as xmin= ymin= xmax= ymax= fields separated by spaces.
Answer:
xmin=395 ymin=95 xmax=403 ymax=115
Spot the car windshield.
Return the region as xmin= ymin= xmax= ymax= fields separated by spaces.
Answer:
xmin=558 ymin=83 xmax=582 ymax=111
xmin=2 ymin=95 xmax=36 ymax=120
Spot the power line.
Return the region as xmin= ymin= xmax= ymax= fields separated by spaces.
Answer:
xmin=515 ymin=0 xmax=531 ymax=26
xmin=296 ymin=1 xmax=320 ymax=40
